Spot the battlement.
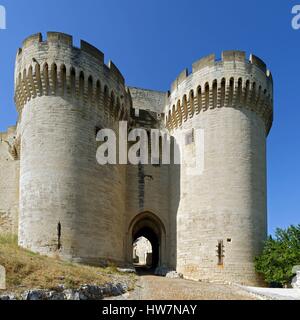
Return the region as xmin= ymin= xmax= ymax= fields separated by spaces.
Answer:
xmin=14 ymin=32 xmax=130 ymax=120
xmin=17 ymin=32 xmax=125 ymax=81
xmin=166 ymin=51 xmax=273 ymax=135
xmin=20 ymin=32 xmax=104 ymax=64
xmin=171 ymin=51 xmax=272 ymax=92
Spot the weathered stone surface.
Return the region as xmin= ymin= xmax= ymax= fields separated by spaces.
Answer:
xmin=103 ymin=283 xmax=127 ymax=297
xmin=0 ymin=294 xmax=17 ymax=300
xmin=63 ymin=289 xmax=80 ymax=300
xmin=62 ymin=283 xmax=127 ymax=300
xmin=292 ymin=272 xmax=300 ymax=289
xmin=78 ymin=285 xmax=104 ymax=300
xmin=22 ymin=290 xmax=49 ymax=300
xmin=166 ymin=271 xmax=183 ymax=279
xmin=7 ymin=281 xmax=129 ymax=300
xmin=48 ymin=291 xmax=65 ymax=300
xmin=117 ymin=268 xmax=136 ymax=274
xmin=129 ymin=87 xmax=166 ymax=114
xmin=0 ymin=127 xmax=19 ymax=235
xmin=22 ymin=289 xmax=65 ymax=300
xmin=1 ymin=32 xmax=274 ymax=287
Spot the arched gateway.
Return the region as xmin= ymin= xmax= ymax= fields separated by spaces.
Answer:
xmin=126 ymin=212 xmax=167 ymax=270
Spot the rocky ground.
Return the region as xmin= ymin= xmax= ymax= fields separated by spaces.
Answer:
xmin=3 ymin=272 xmax=299 ymax=300
xmin=0 ymin=282 xmax=132 ymax=300
xmin=1 ymin=232 xmax=298 ymax=301
xmin=106 ymin=275 xmax=258 ymax=300
xmin=0 ymin=235 xmax=136 ymax=300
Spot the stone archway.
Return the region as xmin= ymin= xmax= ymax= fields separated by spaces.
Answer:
xmin=127 ymin=212 xmax=166 ymax=270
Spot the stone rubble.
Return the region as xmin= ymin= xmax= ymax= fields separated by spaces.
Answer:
xmin=0 ymin=282 xmax=128 ymax=300
xmin=116 ymin=267 xmax=136 ymax=274
xmin=166 ymin=271 xmax=184 ymax=279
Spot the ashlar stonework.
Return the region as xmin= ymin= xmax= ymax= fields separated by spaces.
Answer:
xmin=0 ymin=32 xmax=273 ymax=286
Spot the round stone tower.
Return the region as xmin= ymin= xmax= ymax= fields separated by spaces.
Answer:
xmin=166 ymin=51 xmax=273 ymax=285
xmin=15 ymin=32 xmax=131 ymax=264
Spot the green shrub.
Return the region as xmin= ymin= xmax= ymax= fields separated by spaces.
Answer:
xmin=255 ymin=225 xmax=300 ymax=287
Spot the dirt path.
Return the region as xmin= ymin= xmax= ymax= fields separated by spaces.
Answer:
xmin=109 ymin=275 xmax=257 ymax=300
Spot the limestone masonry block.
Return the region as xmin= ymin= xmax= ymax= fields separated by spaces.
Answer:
xmin=0 ymin=32 xmax=273 ymax=286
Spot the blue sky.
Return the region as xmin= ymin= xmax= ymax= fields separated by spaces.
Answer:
xmin=0 ymin=0 xmax=299 ymax=235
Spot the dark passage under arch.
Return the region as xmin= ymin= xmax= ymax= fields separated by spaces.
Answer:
xmin=133 ymin=226 xmax=159 ymax=269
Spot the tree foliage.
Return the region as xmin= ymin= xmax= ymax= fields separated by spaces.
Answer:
xmin=255 ymin=225 xmax=300 ymax=287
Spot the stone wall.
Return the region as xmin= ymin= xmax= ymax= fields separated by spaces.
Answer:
xmin=0 ymin=34 xmax=273 ymax=286
xmin=125 ymin=163 xmax=171 ymax=267
xmin=15 ymin=32 xmax=130 ymax=264
xmin=173 ymin=108 xmax=267 ymax=285
xmin=167 ymin=51 xmax=272 ymax=285
xmin=129 ymin=87 xmax=166 ymax=114
xmin=0 ymin=126 xmax=19 ymax=235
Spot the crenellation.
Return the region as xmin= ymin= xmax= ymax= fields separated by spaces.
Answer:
xmin=80 ymin=40 xmax=104 ymax=64
xmin=22 ymin=33 xmax=42 ymax=49
xmin=192 ymin=53 xmax=215 ymax=73
xmin=222 ymin=50 xmax=246 ymax=62
xmin=250 ymin=54 xmax=267 ymax=73
xmin=171 ymin=68 xmax=189 ymax=92
xmin=108 ymin=60 xmax=125 ymax=84
xmin=0 ymin=31 xmax=274 ymax=286
xmin=14 ymin=33 xmax=130 ymax=122
xmin=165 ymin=51 xmax=273 ymax=134
xmin=47 ymin=31 xmax=73 ymax=46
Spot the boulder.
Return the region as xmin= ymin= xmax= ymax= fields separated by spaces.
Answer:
xmin=22 ymin=289 xmax=49 ymax=300
xmin=47 ymin=291 xmax=65 ymax=300
xmin=102 ymin=283 xmax=127 ymax=297
xmin=63 ymin=289 xmax=80 ymax=300
xmin=78 ymin=285 xmax=104 ymax=300
xmin=23 ymin=289 xmax=67 ymax=300
xmin=5 ymin=282 xmax=129 ymax=300
xmin=166 ymin=271 xmax=183 ymax=279
xmin=0 ymin=294 xmax=17 ymax=300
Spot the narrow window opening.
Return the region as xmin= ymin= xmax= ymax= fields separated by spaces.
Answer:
xmin=220 ymin=78 xmax=226 ymax=107
xmin=229 ymin=78 xmax=234 ymax=106
xmin=197 ymin=86 xmax=202 ymax=113
xmin=205 ymin=83 xmax=209 ymax=109
xmin=212 ymin=80 xmax=218 ymax=107
xmin=57 ymin=222 xmax=62 ymax=250
xmin=70 ymin=68 xmax=76 ymax=95
xmin=60 ymin=65 xmax=67 ymax=96
xmin=183 ymin=95 xmax=188 ymax=122
xmin=189 ymin=90 xmax=194 ymax=116
xmin=217 ymin=240 xmax=224 ymax=266
xmin=79 ymin=72 xmax=85 ymax=98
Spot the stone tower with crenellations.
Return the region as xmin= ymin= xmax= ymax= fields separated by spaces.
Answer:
xmin=0 ymin=32 xmax=273 ymax=286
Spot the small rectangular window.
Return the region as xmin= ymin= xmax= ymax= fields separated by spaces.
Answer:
xmin=185 ymin=129 xmax=194 ymax=145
